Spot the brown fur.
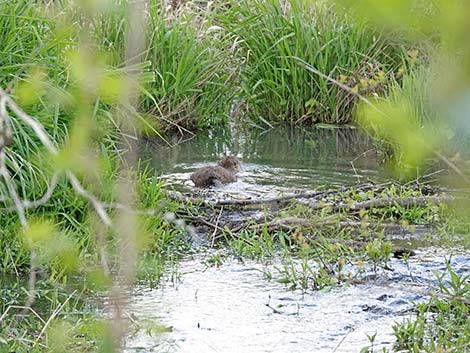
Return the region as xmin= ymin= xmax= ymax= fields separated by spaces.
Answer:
xmin=191 ymin=156 xmax=241 ymax=187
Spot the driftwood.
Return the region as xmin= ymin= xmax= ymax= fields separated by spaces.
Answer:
xmin=214 ymin=190 xmax=327 ymax=206
xmin=215 ymin=182 xmax=399 ymax=207
xmin=166 ymin=182 xmax=397 ymax=208
xmin=166 ymin=182 xmax=461 ymax=242
xmin=249 ymin=216 xmax=407 ymax=232
xmin=348 ymin=195 xmax=455 ymax=211
xmin=166 ymin=189 xmax=325 ymax=207
xmin=167 ymin=189 xmax=457 ymax=211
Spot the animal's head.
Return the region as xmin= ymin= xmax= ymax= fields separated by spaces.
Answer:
xmin=218 ymin=155 xmax=241 ymax=173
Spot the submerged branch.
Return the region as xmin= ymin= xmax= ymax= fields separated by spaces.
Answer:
xmin=250 ymin=216 xmax=406 ymax=232
xmin=166 ymin=182 xmax=397 ymax=208
xmin=349 ymin=195 xmax=455 ymax=211
xmin=169 ymin=181 xmax=458 ymax=242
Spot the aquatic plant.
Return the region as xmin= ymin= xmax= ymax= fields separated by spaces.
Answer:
xmin=393 ymin=264 xmax=470 ymax=352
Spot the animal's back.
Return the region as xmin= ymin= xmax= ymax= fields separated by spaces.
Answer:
xmin=190 ymin=165 xmax=237 ymax=187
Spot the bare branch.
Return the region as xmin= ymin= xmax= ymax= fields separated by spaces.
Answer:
xmin=349 ymin=195 xmax=455 ymax=211
xmin=36 ymin=290 xmax=77 ymax=342
xmin=66 ymin=172 xmax=112 ymax=226
xmin=0 ymin=87 xmax=57 ymax=154
xmin=0 ymin=150 xmax=28 ymax=227
xmin=0 ymin=87 xmax=113 ymax=226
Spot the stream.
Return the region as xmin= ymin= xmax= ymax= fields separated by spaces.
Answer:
xmin=126 ymin=250 xmax=469 ymax=353
xmin=126 ymin=126 xmax=469 ymax=352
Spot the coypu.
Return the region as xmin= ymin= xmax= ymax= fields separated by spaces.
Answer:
xmin=190 ymin=156 xmax=241 ymax=187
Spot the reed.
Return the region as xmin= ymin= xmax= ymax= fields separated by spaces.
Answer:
xmin=222 ymin=0 xmax=405 ymax=125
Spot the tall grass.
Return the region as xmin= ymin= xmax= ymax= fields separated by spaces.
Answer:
xmin=0 ymin=0 xmax=238 ymax=134
xmin=141 ymin=2 xmax=238 ymax=131
xmin=90 ymin=0 xmax=239 ymax=131
xmin=0 ymin=0 xmax=193 ymax=276
xmin=0 ymin=0 xmax=409 ymax=132
xmin=223 ymin=0 xmax=405 ymax=125
xmin=0 ymin=1 xmax=60 ymax=87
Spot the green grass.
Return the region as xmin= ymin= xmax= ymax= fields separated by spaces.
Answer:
xmin=222 ymin=0 xmax=405 ymax=126
xmin=0 ymin=0 xmax=238 ymax=134
xmin=0 ymin=1 xmax=61 ymax=87
xmin=0 ymin=0 xmax=411 ymax=133
xmin=0 ymin=275 xmax=114 ymax=353
xmin=87 ymin=1 xmax=238 ymax=131
xmin=0 ymin=0 xmax=205 ymax=276
xmin=141 ymin=2 xmax=238 ymax=130
xmin=393 ymin=264 xmax=470 ymax=352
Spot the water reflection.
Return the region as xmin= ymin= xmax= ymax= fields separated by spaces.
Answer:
xmin=141 ymin=126 xmax=384 ymax=191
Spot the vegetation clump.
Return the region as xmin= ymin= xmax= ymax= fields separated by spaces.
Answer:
xmin=393 ymin=264 xmax=470 ymax=352
xmin=224 ymin=0 xmax=405 ymax=125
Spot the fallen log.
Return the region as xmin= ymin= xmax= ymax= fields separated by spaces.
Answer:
xmin=166 ymin=182 xmax=397 ymax=208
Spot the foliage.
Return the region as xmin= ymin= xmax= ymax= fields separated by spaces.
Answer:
xmin=345 ymin=0 xmax=470 ymax=175
xmin=141 ymin=2 xmax=237 ymax=130
xmin=222 ymin=0 xmax=405 ymax=126
xmin=393 ymin=264 xmax=470 ymax=352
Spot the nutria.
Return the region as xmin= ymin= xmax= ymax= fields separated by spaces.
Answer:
xmin=190 ymin=156 xmax=241 ymax=187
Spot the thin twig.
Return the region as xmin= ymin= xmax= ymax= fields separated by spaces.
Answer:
xmin=332 ymin=327 xmax=354 ymax=353
xmin=67 ymin=172 xmax=112 ymax=226
xmin=0 ymin=172 xmax=60 ymax=212
xmin=0 ymin=151 xmax=28 ymax=226
xmin=0 ymin=87 xmax=57 ymax=154
xmin=210 ymin=206 xmax=224 ymax=247
xmin=36 ymin=290 xmax=77 ymax=342
xmin=294 ymin=57 xmax=382 ymax=113
xmin=0 ymin=305 xmax=45 ymax=324
xmin=250 ymin=216 xmax=406 ymax=232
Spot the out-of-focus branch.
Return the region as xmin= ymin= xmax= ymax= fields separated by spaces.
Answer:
xmin=0 ymin=172 xmax=59 ymax=211
xmin=0 ymin=150 xmax=28 ymax=227
xmin=0 ymin=99 xmax=36 ymax=309
xmin=295 ymin=57 xmax=469 ymax=184
xmin=67 ymin=172 xmax=112 ymax=226
xmin=0 ymin=87 xmax=113 ymax=226
xmin=0 ymin=86 xmax=115 ymax=309
xmin=107 ymin=0 xmax=147 ymax=350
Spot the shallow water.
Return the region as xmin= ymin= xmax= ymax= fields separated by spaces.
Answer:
xmin=131 ymin=126 xmax=467 ymax=353
xmin=125 ymin=250 xmax=470 ymax=353
xmin=141 ymin=126 xmax=387 ymax=199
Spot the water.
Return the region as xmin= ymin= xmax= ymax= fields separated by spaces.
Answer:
xmin=140 ymin=126 xmax=386 ymax=197
xmin=130 ymin=126 xmax=468 ymax=352
xmin=125 ymin=250 xmax=470 ymax=353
